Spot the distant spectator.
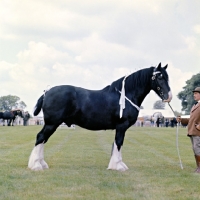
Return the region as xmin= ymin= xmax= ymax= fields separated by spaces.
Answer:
xmin=165 ymin=118 xmax=169 ymax=127
xmin=141 ymin=120 xmax=144 ymax=127
xmin=160 ymin=116 xmax=164 ymax=127
xmin=23 ymin=111 xmax=30 ymax=126
xmin=150 ymin=116 xmax=154 ymax=127
xmin=170 ymin=118 xmax=174 ymax=127
xmin=156 ymin=117 xmax=160 ymax=127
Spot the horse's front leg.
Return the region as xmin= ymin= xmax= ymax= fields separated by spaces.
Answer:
xmin=107 ymin=127 xmax=128 ymax=171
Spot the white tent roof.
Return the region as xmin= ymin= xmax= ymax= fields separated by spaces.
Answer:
xmin=138 ymin=109 xmax=175 ymax=118
xmin=180 ymin=115 xmax=190 ymax=118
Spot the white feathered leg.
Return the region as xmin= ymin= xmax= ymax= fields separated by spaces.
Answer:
xmin=39 ymin=143 xmax=49 ymax=169
xmin=107 ymin=142 xmax=128 ymax=171
xmin=28 ymin=143 xmax=49 ymax=171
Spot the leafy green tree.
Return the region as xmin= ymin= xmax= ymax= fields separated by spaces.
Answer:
xmin=177 ymin=73 xmax=200 ymax=114
xmin=0 ymin=95 xmax=26 ymax=111
xmin=153 ymin=100 xmax=165 ymax=109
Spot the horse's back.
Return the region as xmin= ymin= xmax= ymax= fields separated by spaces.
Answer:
xmin=2 ymin=112 xmax=11 ymax=119
xmin=44 ymin=85 xmax=113 ymax=109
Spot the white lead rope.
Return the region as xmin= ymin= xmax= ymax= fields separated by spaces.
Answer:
xmin=176 ymin=124 xmax=184 ymax=169
xmin=168 ymin=102 xmax=183 ymax=169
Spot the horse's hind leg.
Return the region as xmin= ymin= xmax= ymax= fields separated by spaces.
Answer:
xmin=28 ymin=142 xmax=47 ymax=171
xmin=28 ymin=124 xmax=58 ymax=171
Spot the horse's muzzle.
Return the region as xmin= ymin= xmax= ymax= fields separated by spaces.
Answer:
xmin=163 ymin=91 xmax=172 ymax=102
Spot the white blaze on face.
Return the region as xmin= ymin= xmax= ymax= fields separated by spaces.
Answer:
xmin=162 ymin=78 xmax=172 ymax=102
xmin=166 ymin=79 xmax=172 ymax=102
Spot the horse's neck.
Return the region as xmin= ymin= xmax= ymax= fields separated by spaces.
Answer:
xmin=109 ymin=68 xmax=153 ymax=106
xmin=126 ymin=71 xmax=152 ymax=106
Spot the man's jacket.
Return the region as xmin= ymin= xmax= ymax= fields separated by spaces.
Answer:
xmin=188 ymin=103 xmax=200 ymax=136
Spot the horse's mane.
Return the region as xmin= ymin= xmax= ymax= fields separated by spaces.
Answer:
xmin=108 ymin=67 xmax=155 ymax=93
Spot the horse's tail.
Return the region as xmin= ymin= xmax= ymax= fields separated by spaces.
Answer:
xmin=33 ymin=95 xmax=44 ymax=116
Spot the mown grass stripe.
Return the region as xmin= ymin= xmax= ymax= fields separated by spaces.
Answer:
xmin=0 ymin=126 xmax=200 ymax=200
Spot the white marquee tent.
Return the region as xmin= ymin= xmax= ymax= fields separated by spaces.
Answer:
xmin=138 ymin=109 xmax=175 ymax=118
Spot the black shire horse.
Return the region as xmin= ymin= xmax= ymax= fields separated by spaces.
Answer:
xmin=28 ymin=63 xmax=172 ymax=171
xmin=0 ymin=109 xmax=24 ymax=126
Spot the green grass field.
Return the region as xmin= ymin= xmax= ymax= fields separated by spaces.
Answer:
xmin=0 ymin=125 xmax=199 ymax=200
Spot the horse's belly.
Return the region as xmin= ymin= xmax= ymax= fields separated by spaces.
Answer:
xmin=78 ymin=123 xmax=115 ymax=131
xmin=74 ymin=115 xmax=116 ymax=130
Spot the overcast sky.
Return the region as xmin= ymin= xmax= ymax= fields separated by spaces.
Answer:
xmin=0 ymin=0 xmax=200 ymax=114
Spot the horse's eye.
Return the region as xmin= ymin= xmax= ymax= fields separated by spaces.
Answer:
xmin=158 ymin=74 xmax=163 ymax=79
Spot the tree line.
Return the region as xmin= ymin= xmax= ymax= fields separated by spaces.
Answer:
xmin=0 ymin=95 xmax=26 ymax=111
xmin=177 ymin=73 xmax=200 ymax=114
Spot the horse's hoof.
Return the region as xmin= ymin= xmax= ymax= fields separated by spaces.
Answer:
xmin=40 ymin=160 xmax=49 ymax=169
xmin=107 ymin=160 xmax=129 ymax=171
xmin=116 ymin=162 xmax=129 ymax=171
xmin=29 ymin=163 xmax=43 ymax=171
xmin=32 ymin=167 xmax=43 ymax=171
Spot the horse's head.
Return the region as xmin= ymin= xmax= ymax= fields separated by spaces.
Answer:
xmin=17 ymin=110 xmax=24 ymax=118
xmin=12 ymin=109 xmax=24 ymax=118
xmin=151 ymin=63 xmax=172 ymax=102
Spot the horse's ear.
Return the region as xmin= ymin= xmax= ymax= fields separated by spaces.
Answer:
xmin=156 ymin=62 xmax=161 ymax=70
xmin=163 ymin=64 xmax=168 ymax=70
